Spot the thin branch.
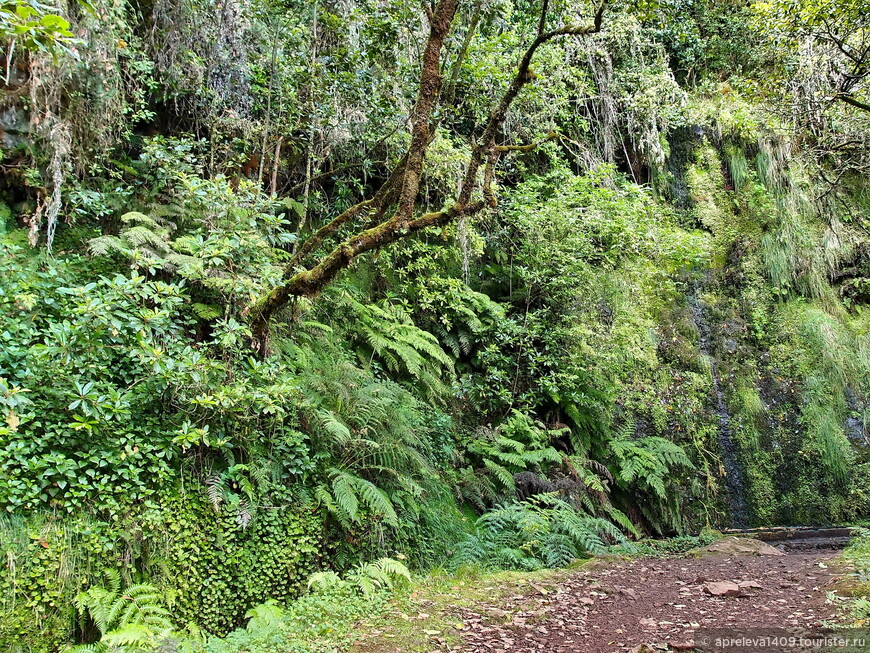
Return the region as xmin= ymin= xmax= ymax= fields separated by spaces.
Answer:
xmin=4 ymin=38 xmax=15 ymax=86
xmin=494 ymin=131 xmax=559 ymax=152
xmin=258 ymin=23 xmax=283 ymax=186
xmin=270 ymin=137 xmax=283 ymax=194
xmin=834 ymin=92 xmax=870 ymax=114
xmin=537 ymin=0 xmax=549 ymax=35
xmin=457 ymin=2 xmax=606 ymax=203
xmin=287 ymin=199 xmax=374 ymax=269
xmin=284 ymin=121 xmax=402 ymax=195
xmin=444 ymin=1 xmax=483 ymax=106
xmin=300 ymin=0 xmax=321 ymax=233
xmin=482 ymin=146 xmax=497 ymax=208
xmin=285 ymin=161 xmax=377 ymax=197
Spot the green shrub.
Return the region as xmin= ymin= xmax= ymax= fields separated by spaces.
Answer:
xmin=451 ymin=496 xmax=628 ymax=571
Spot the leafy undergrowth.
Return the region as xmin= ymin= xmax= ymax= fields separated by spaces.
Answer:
xmin=66 ymin=559 xmax=410 ymax=653
xmin=185 ymin=590 xmax=392 ymax=653
xmin=190 ymin=560 xmax=413 ymax=653
xmin=614 ymin=530 xmax=721 ymax=558
xmin=827 ymin=528 xmax=870 ymax=626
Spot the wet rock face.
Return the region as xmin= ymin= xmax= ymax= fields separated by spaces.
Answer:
xmin=0 ymin=105 xmax=30 ymax=150
xmin=845 ymin=389 xmax=868 ymax=446
xmin=687 ymin=281 xmax=750 ymax=528
xmin=663 ymin=127 xmax=699 ymax=210
xmin=846 ymin=416 xmax=867 ymax=445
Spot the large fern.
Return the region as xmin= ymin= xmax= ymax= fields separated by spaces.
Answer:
xmin=72 ymin=571 xmax=173 ymax=652
xmin=607 ymin=421 xmax=695 ymax=533
xmin=291 ymin=347 xmax=435 ymax=536
xmin=89 ymin=211 xmax=193 ymax=272
xmin=458 ymin=411 xmax=564 ymax=502
xmin=308 ymin=557 xmax=411 ymax=596
xmin=430 ymin=286 xmax=504 ymax=357
xmin=335 ymin=291 xmax=455 ymax=399
xmin=610 ymin=433 xmax=693 ymax=500
xmin=451 ymin=495 xmax=628 ymax=571
xmin=316 ymin=469 xmax=399 ymax=528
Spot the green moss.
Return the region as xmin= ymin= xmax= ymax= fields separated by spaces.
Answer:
xmin=0 ymin=495 xmax=324 ymax=646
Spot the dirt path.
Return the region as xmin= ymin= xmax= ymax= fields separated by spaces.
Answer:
xmin=457 ymin=550 xmax=838 ymax=652
xmin=354 ymin=541 xmax=842 ymax=653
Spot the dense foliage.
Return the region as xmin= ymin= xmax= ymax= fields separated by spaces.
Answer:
xmin=1 ymin=0 xmax=868 ymax=649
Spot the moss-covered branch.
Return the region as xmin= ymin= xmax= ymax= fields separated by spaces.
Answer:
xmin=248 ymin=1 xmax=608 ymax=349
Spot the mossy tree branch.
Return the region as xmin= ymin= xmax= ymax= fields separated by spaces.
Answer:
xmin=834 ymin=92 xmax=870 ymax=114
xmin=248 ymin=0 xmax=607 ymax=349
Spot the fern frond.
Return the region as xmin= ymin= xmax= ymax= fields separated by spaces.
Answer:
xmin=205 ymin=474 xmax=224 ymax=512
xmin=101 ymin=623 xmax=164 ymax=646
xmin=317 ymin=410 xmax=352 ymax=445
xmin=330 ymin=472 xmax=360 ymax=523
xmin=191 ymin=302 xmax=222 ymax=320
xmin=88 ymin=235 xmax=129 ymax=257
xmin=348 ymin=474 xmax=399 ymax=527
xmin=483 ymin=459 xmax=516 ymax=491
xmin=307 ymin=571 xmax=345 ymax=593
xmin=104 ymin=569 xmax=121 ymax=595
xmin=123 ymin=225 xmax=170 ymax=251
xmin=74 ymin=577 xmax=172 ymax=641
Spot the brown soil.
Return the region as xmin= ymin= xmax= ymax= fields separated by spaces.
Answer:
xmin=354 ymin=543 xmax=842 ymax=652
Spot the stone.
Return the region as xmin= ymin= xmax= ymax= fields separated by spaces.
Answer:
xmin=738 ymin=580 xmax=763 ymax=590
xmin=704 ymin=581 xmax=742 ymax=597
